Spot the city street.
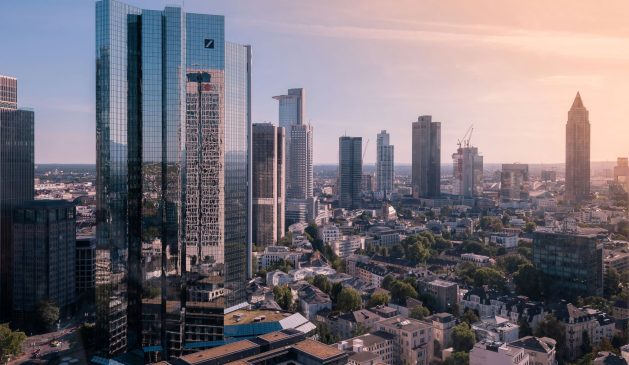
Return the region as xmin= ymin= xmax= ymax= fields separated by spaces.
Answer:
xmin=8 ymin=324 xmax=89 ymax=365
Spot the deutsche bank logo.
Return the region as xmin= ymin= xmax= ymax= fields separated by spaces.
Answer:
xmin=204 ymin=39 xmax=215 ymax=49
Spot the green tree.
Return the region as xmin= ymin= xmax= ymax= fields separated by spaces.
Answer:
xmin=313 ymin=274 xmax=331 ymax=294
xmin=576 ymin=296 xmax=612 ymax=314
xmin=267 ymin=259 xmax=293 ymax=273
xmin=604 ymin=268 xmax=621 ymax=297
xmin=381 ymin=275 xmax=396 ymax=290
xmin=525 ymin=221 xmax=537 ymax=233
xmin=409 ymin=305 xmax=430 ymax=320
xmin=330 ymin=282 xmax=343 ymax=303
xmin=498 ymin=254 xmax=530 ymax=274
xmin=273 ymin=285 xmax=292 ymax=310
xmin=518 ymin=317 xmax=533 ymax=337
xmin=513 ymin=264 xmax=543 ymax=299
xmin=452 ymin=323 xmax=476 ymax=352
xmin=443 ymin=352 xmax=469 ymax=365
xmin=368 ymin=292 xmax=390 ymax=307
xmin=434 ymin=236 xmax=453 ymax=251
xmin=0 ymin=324 xmax=26 ymax=359
xmin=517 ymin=246 xmax=532 ymax=260
xmin=390 ymin=281 xmax=418 ymax=304
xmin=473 ymin=267 xmax=507 ymax=291
xmin=407 ymin=242 xmax=430 ymax=263
xmin=305 ymin=223 xmax=319 ymax=242
xmin=461 ymin=309 xmax=479 ymax=325
xmin=336 ymin=287 xmax=362 ymax=312
xmin=535 ymin=314 xmax=566 ymax=360
xmin=36 ymin=300 xmax=60 ymax=330
xmin=479 ymin=217 xmax=492 ymax=230
xmin=315 ymin=323 xmax=338 ymax=345
xmin=277 ymin=232 xmax=293 ymax=246
xmin=492 ymin=220 xmax=504 ymax=232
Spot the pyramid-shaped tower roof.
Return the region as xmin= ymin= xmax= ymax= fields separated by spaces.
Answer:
xmin=571 ymin=92 xmax=584 ymax=109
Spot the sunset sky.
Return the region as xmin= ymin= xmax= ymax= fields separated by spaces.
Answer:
xmin=2 ymin=0 xmax=629 ymax=164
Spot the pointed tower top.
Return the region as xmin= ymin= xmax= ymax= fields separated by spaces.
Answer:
xmin=571 ymin=92 xmax=584 ymax=109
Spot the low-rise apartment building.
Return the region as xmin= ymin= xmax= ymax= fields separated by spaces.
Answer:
xmin=469 ymin=340 xmax=529 ymax=365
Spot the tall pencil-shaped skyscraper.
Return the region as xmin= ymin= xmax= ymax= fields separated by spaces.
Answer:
xmin=565 ymin=92 xmax=590 ymax=204
xmin=95 ymin=0 xmax=251 ymax=359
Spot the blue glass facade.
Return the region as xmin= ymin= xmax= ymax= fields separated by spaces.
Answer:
xmin=338 ymin=137 xmax=362 ymax=210
xmin=95 ymin=0 xmax=251 ymax=360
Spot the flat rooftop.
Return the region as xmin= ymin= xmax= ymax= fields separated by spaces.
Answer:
xmin=293 ymin=339 xmax=345 ymax=360
xmin=257 ymin=330 xmax=290 ymax=343
xmin=224 ymin=309 xmax=288 ymax=325
xmin=178 ymin=339 xmax=258 ymax=365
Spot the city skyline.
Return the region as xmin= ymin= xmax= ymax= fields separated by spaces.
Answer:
xmin=3 ymin=1 xmax=629 ymax=165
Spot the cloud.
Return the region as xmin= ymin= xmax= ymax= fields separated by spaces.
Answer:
xmin=248 ymin=19 xmax=629 ymax=62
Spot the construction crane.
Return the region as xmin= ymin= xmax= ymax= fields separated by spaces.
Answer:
xmin=457 ymin=124 xmax=474 ymax=149
xmin=362 ymin=138 xmax=370 ymax=160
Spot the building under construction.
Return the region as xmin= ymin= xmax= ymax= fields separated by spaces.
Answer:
xmin=452 ymin=126 xmax=483 ymax=198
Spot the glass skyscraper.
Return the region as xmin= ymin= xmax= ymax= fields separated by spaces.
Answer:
xmin=376 ymin=130 xmax=394 ymax=195
xmin=273 ymin=89 xmax=314 ymax=226
xmin=412 ymin=115 xmax=441 ymax=198
xmin=0 ymin=75 xmax=34 ymax=320
xmin=338 ymin=136 xmax=363 ymax=210
xmin=252 ymin=123 xmax=285 ymax=246
xmin=95 ymin=0 xmax=251 ymax=360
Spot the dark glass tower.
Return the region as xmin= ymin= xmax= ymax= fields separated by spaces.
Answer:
xmin=252 ymin=123 xmax=285 ymax=246
xmin=95 ymin=0 xmax=251 ymax=360
xmin=412 ymin=115 xmax=440 ymax=197
xmin=12 ymin=200 xmax=76 ymax=327
xmin=0 ymin=75 xmax=34 ymax=319
xmin=338 ymin=136 xmax=362 ymax=210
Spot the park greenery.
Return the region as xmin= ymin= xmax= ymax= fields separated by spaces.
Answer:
xmin=0 ymin=324 xmax=26 ymax=360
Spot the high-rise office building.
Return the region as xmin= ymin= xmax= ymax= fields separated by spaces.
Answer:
xmin=273 ymin=88 xmax=304 ymax=128
xmin=565 ymin=92 xmax=591 ymax=204
xmin=12 ymin=200 xmax=76 ymax=327
xmin=338 ymin=137 xmax=362 ymax=210
xmin=412 ymin=116 xmax=440 ymax=197
xmin=274 ymin=89 xmax=314 ymax=225
xmin=533 ymin=230 xmax=603 ymax=299
xmin=452 ymin=146 xmax=483 ymax=197
xmin=0 ymin=75 xmax=34 ymax=319
xmin=500 ymin=163 xmax=529 ymax=201
xmin=287 ymin=124 xmax=313 ymax=199
xmin=614 ymin=157 xmax=629 ymax=193
xmin=376 ymin=130 xmax=394 ymax=195
xmin=252 ymin=123 xmax=285 ymax=246
xmin=95 ymin=0 xmax=251 ymax=359
xmin=361 ymin=173 xmax=374 ymax=193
